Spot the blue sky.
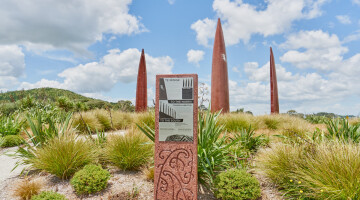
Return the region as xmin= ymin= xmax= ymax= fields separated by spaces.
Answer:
xmin=0 ymin=0 xmax=360 ymax=115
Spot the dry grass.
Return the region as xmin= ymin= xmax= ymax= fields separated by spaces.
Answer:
xmin=112 ymin=111 xmax=133 ymax=130
xmin=72 ymin=111 xmax=103 ymax=133
xmin=257 ymin=141 xmax=360 ymax=199
xmin=349 ymin=117 xmax=360 ymax=126
xmin=13 ymin=178 xmax=42 ymax=200
xmin=142 ymin=165 xmax=154 ymax=181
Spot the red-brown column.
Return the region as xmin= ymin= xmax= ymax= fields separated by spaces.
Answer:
xmin=211 ymin=18 xmax=229 ymax=113
xmin=270 ymin=47 xmax=279 ymax=114
xmin=135 ymin=49 xmax=147 ymax=112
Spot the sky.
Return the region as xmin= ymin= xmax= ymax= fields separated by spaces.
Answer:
xmin=0 ymin=0 xmax=360 ymax=115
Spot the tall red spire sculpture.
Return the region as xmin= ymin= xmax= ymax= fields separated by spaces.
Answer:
xmin=135 ymin=49 xmax=147 ymax=112
xmin=270 ymin=47 xmax=279 ymax=114
xmin=211 ymin=18 xmax=229 ymax=113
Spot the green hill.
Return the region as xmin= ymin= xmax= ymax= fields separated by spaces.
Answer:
xmin=0 ymin=88 xmax=101 ymax=103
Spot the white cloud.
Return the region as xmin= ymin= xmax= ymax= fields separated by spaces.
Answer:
xmin=353 ymin=0 xmax=360 ymax=5
xmin=20 ymin=48 xmax=173 ymax=93
xmin=0 ymin=45 xmax=24 ymax=89
xmin=168 ymin=0 xmax=176 ymax=5
xmin=187 ymin=49 xmax=205 ymax=66
xmin=280 ymin=30 xmax=348 ymax=70
xmin=0 ymin=0 xmax=145 ymax=54
xmin=343 ymin=30 xmax=360 ymax=43
xmin=229 ymin=29 xmax=360 ymax=115
xmin=191 ymin=0 xmax=328 ymax=46
xmin=336 ymin=15 xmax=352 ymax=24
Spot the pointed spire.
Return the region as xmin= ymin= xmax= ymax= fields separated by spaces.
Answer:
xmin=211 ymin=18 xmax=229 ymax=113
xmin=270 ymin=47 xmax=279 ymax=114
xmin=135 ymin=49 xmax=147 ymax=112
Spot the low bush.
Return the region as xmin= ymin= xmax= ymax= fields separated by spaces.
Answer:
xmin=0 ymin=135 xmax=25 ymax=147
xmin=105 ymin=129 xmax=153 ymax=170
xmin=30 ymin=134 xmax=97 ymax=179
xmin=31 ymin=191 xmax=67 ymax=200
xmin=70 ymin=164 xmax=110 ymax=195
xmin=13 ymin=179 xmax=42 ymax=200
xmin=214 ymin=168 xmax=261 ymax=200
xmin=257 ymin=141 xmax=360 ymax=199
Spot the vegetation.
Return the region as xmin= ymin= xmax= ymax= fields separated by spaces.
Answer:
xmin=105 ymin=129 xmax=153 ymax=170
xmin=13 ymin=179 xmax=42 ymax=200
xmin=257 ymin=141 xmax=360 ymax=199
xmin=31 ymin=191 xmax=67 ymax=200
xmin=70 ymin=164 xmax=110 ymax=195
xmin=29 ymin=134 xmax=97 ymax=179
xmin=0 ymin=135 xmax=25 ymax=147
xmin=214 ymin=168 xmax=261 ymax=200
xmin=0 ymin=115 xmax=24 ymax=136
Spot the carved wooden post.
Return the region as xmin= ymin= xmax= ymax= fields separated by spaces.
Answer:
xmin=154 ymin=74 xmax=198 ymax=200
xmin=270 ymin=47 xmax=279 ymax=114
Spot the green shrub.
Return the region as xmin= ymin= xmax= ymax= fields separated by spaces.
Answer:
xmin=257 ymin=141 xmax=360 ymax=199
xmin=0 ymin=135 xmax=25 ymax=147
xmin=70 ymin=164 xmax=110 ymax=195
xmin=325 ymin=118 xmax=360 ymax=143
xmin=198 ymin=110 xmax=240 ymax=186
xmin=31 ymin=191 xmax=67 ymax=200
xmin=0 ymin=115 xmax=24 ymax=137
xmin=30 ymin=134 xmax=97 ymax=179
xmin=105 ymin=130 xmax=153 ymax=170
xmin=214 ymin=168 xmax=261 ymax=200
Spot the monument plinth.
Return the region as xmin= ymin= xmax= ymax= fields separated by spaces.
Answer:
xmin=155 ymin=74 xmax=198 ymax=200
xmin=135 ymin=49 xmax=147 ymax=112
xmin=270 ymin=47 xmax=279 ymax=114
xmin=211 ymin=18 xmax=229 ymax=113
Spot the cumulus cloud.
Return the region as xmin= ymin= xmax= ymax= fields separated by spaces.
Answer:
xmin=0 ymin=0 xmax=145 ymax=54
xmin=0 ymin=45 xmax=24 ymax=89
xmin=229 ymin=29 xmax=360 ymax=114
xmin=336 ymin=15 xmax=352 ymax=24
xmin=191 ymin=0 xmax=328 ymax=46
xmin=20 ymin=48 xmax=173 ymax=93
xmin=280 ymin=30 xmax=348 ymax=70
xmin=187 ymin=49 xmax=205 ymax=66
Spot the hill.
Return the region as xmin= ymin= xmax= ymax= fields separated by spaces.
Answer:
xmin=0 ymin=88 xmax=96 ymax=103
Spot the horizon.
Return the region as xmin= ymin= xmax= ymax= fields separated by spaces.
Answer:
xmin=0 ymin=0 xmax=359 ymax=116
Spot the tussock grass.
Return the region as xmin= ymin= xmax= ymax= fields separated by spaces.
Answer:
xmin=142 ymin=165 xmax=154 ymax=181
xmin=105 ymin=128 xmax=154 ymax=170
xmin=349 ymin=117 xmax=360 ymax=126
xmin=218 ymin=113 xmax=260 ymax=132
xmin=132 ymin=111 xmax=155 ymax=130
xmin=257 ymin=141 xmax=360 ymax=199
xmin=112 ymin=111 xmax=133 ymax=130
xmin=94 ymin=109 xmax=112 ymax=131
xmin=13 ymin=178 xmax=42 ymax=200
xmin=72 ymin=111 xmax=103 ymax=133
xmin=30 ymin=134 xmax=97 ymax=179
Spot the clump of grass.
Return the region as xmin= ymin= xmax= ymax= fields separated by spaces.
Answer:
xmin=262 ymin=116 xmax=280 ymax=130
xmin=133 ymin=111 xmax=155 ymax=130
xmin=218 ymin=113 xmax=260 ymax=132
xmin=105 ymin=129 xmax=153 ymax=170
xmin=257 ymin=141 xmax=360 ymax=199
xmin=30 ymin=134 xmax=97 ymax=179
xmin=72 ymin=111 xmax=103 ymax=133
xmin=94 ymin=109 xmax=112 ymax=131
xmin=0 ymin=135 xmax=25 ymax=147
xmin=112 ymin=111 xmax=133 ymax=130
xmin=13 ymin=178 xmax=42 ymax=200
